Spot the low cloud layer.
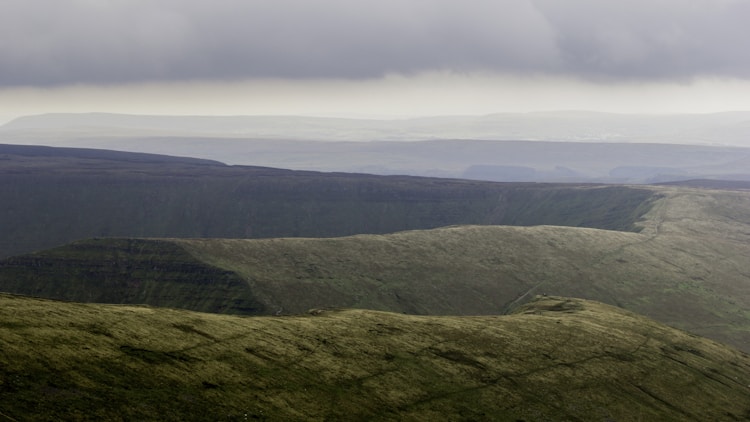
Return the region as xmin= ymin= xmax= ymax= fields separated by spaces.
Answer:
xmin=2 ymin=0 xmax=750 ymax=87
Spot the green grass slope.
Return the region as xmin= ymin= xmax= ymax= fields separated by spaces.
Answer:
xmin=2 ymin=185 xmax=750 ymax=352
xmin=173 ymin=185 xmax=750 ymax=352
xmin=1 ymin=294 xmax=749 ymax=421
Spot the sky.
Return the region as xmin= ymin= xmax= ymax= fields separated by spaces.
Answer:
xmin=2 ymin=0 xmax=750 ymax=124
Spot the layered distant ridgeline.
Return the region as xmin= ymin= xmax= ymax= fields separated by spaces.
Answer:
xmin=0 ymin=144 xmax=656 ymax=258
xmin=2 ymin=294 xmax=749 ymax=421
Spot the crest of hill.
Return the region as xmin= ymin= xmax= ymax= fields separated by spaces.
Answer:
xmin=0 ymin=143 xmax=225 ymax=167
xmin=1 ymin=293 xmax=749 ymax=421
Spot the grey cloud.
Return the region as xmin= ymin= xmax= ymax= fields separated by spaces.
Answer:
xmin=1 ymin=0 xmax=749 ymax=86
xmin=532 ymin=0 xmax=750 ymax=81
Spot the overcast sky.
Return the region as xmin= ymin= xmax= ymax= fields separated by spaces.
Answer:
xmin=2 ymin=0 xmax=750 ymax=122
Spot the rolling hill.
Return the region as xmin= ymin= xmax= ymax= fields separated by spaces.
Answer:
xmin=3 ymin=183 xmax=750 ymax=353
xmin=1 ymin=294 xmax=749 ymax=421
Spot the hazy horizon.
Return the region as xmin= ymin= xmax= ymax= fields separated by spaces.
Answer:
xmin=4 ymin=109 xmax=750 ymax=146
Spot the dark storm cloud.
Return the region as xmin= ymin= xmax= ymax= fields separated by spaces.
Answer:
xmin=1 ymin=0 xmax=749 ymax=87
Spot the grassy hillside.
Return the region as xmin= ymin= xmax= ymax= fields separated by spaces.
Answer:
xmin=1 ymin=294 xmax=749 ymax=421
xmin=173 ymin=183 xmax=750 ymax=352
xmin=176 ymin=185 xmax=750 ymax=351
xmin=0 ymin=144 xmax=656 ymax=258
xmin=3 ymin=185 xmax=750 ymax=353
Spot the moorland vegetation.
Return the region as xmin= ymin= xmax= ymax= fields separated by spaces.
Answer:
xmin=1 ymin=294 xmax=749 ymax=421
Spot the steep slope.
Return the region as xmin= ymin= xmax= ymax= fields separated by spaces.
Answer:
xmin=0 ymin=143 xmax=657 ymax=258
xmin=0 ymin=238 xmax=263 ymax=314
xmin=1 ymin=294 xmax=749 ymax=421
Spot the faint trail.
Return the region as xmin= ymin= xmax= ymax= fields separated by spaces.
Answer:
xmin=0 ymin=410 xmax=20 ymax=422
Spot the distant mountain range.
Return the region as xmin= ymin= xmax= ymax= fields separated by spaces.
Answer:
xmin=3 ymin=112 xmax=750 ymax=183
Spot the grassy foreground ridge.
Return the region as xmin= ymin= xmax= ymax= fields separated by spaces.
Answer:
xmin=1 ymin=294 xmax=749 ymax=421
